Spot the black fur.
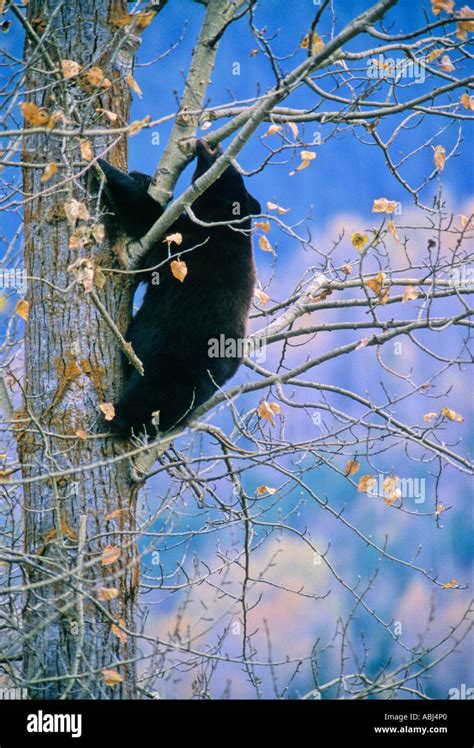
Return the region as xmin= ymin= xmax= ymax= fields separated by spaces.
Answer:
xmin=99 ymin=142 xmax=260 ymax=436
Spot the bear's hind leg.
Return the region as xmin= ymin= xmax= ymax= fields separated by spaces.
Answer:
xmin=111 ymin=370 xmax=202 ymax=438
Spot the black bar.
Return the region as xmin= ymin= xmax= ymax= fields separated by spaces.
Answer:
xmin=0 ymin=698 xmax=471 ymax=745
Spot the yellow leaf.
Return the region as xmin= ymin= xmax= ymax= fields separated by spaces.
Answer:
xmin=427 ymin=49 xmax=443 ymax=61
xmin=256 ymin=486 xmax=277 ymax=495
xmin=96 ymin=108 xmax=118 ymax=122
xmin=107 ymin=9 xmax=156 ymax=31
xmin=456 ymin=5 xmax=474 ymax=40
xmin=127 ymin=75 xmax=142 ymax=97
xmin=383 ymin=475 xmax=400 ymax=498
xmin=99 ymin=402 xmax=116 ymax=421
xmin=47 ymin=111 xmax=62 ymax=130
xmin=112 ymin=621 xmax=128 ymax=644
xmin=104 ymin=508 xmax=129 ymax=521
xmin=263 ymin=124 xmax=283 ymax=137
xmin=97 ymin=587 xmax=119 ymax=601
xmin=311 ymin=287 xmax=332 ymax=302
xmin=301 ymin=32 xmax=325 ymax=54
xmin=287 ymin=122 xmax=299 ymax=139
xmin=170 ymin=259 xmax=187 ymax=282
xmin=60 ymin=518 xmax=78 ymax=542
xmin=102 ymin=669 xmax=124 ymax=686
xmin=258 ymin=235 xmax=274 ymax=253
xmin=68 ymin=256 xmax=96 ymax=288
xmin=255 ymin=221 xmax=270 ymax=233
xmin=372 ymin=197 xmax=398 ymax=214
xmin=366 ymin=272 xmax=386 ymax=296
xmin=64 ymin=199 xmax=90 ymax=225
xmin=80 ymin=139 xmax=93 ymax=161
xmin=112 ymin=11 xmax=156 ymax=30
xmin=258 ymin=400 xmax=280 ymax=426
xmin=312 ymin=33 xmax=325 ymax=54
xmin=111 ymin=12 xmax=134 ymax=26
xmin=61 ymin=59 xmax=82 ymax=78
xmin=163 ymin=232 xmax=183 ymax=246
xmin=19 ymin=101 xmax=50 ymax=126
xmin=460 ymin=214 xmax=474 ymax=229
xmin=461 ymin=92 xmax=474 ymax=110
xmin=357 ymin=475 xmax=376 ymax=493
xmin=423 ymin=412 xmax=438 ymax=422
xmin=92 ymin=223 xmax=105 ymax=243
xmin=101 ymin=545 xmax=121 ymax=566
xmin=402 ymin=285 xmax=420 ymax=302
xmin=266 ymin=201 xmax=289 ymax=214
xmin=300 ymin=32 xmax=311 ymax=48
xmin=379 ymin=287 xmax=390 ymax=305
xmin=93 ymin=266 xmax=106 ymax=289
xmin=41 ymin=161 xmax=58 ymax=183
xmin=433 ymin=144 xmax=446 ymax=171
xmin=14 ymin=299 xmax=29 ymax=320
xmin=86 ymin=66 xmax=105 ymax=87
xmin=431 ymin=0 xmax=455 ymax=13
xmin=43 ymin=527 xmax=58 ymax=546
xmin=345 ymin=459 xmax=360 ymax=476
xmin=255 ymin=289 xmax=270 ymax=305
xmin=351 ymin=232 xmax=369 ymax=252
xmin=129 ymin=115 xmax=151 ymax=136
xmin=441 ymin=406 xmax=464 ymax=422
xmin=290 ymin=162 xmax=307 ymax=175
xmin=69 ymin=227 xmax=91 ymax=250
xmin=439 ymin=54 xmax=455 ymax=71
xmin=75 ymin=429 xmax=88 ymax=440
xmin=386 ymin=220 xmax=400 ymax=241
xmin=290 ymin=151 xmax=316 ymax=176
xmin=441 ymin=579 xmax=458 ymax=589
xmin=134 ymin=11 xmax=157 ymax=29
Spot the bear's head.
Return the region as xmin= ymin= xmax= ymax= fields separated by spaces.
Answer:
xmin=190 ymin=139 xmax=261 ymax=223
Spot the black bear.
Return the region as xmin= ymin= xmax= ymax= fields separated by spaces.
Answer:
xmin=98 ymin=141 xmax=260 ymax=437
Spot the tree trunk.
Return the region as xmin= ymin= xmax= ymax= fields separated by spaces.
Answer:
xmin=19 ymin=0 xmax=139 ymax=699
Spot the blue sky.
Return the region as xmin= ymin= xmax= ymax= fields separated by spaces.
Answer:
xmin=125 ymin=0 xmax=473 ymax=221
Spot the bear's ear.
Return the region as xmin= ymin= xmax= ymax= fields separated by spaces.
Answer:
xmin=97 ymin=159 xmax=162 ymax=239
xmin=129 ymin=170 xmax=153 ymax=193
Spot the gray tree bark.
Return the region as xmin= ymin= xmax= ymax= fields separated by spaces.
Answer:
xmin=19 ymin=0 xmax=139 ymax=699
